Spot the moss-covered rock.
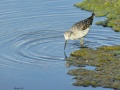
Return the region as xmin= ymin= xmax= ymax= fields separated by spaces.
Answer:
xmin=74 ymin=0 xmax=120 ymax=32
xmin=66 ymin=45 xmax=120 ymax=89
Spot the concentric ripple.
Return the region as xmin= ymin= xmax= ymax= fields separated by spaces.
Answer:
xmin=0 ymin=29 xmax=66 ymax=68
xmin=14 ymin=30 xmax=64 ymax=60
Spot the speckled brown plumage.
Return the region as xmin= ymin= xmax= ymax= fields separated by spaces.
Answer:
xmin=71 ymin=13 xmax=95 ymax=31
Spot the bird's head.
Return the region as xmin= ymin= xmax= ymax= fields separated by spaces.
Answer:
xmin=64 ymin=31 xmax=72 ymax=50
xmin=64 ymin=31 xmax=72 ymax=40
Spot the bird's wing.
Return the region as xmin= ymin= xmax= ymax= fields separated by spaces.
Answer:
xmin=71 ymin=18 xmax=93 ymax=31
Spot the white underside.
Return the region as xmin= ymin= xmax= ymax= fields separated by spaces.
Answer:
xmin=70 ymin=27 xmax=90 ymax=40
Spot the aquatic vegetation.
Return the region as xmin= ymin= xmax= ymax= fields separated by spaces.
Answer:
xmin=74 ymin=0 xmax=120 ymax=32
xmin=98 ymin=45 xmax=120 ymax=51
xmin=66 ymin=45 xmax=120 ymax=89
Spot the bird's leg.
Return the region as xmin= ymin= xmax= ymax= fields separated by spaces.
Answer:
xmin=80 ymin=37 xmax=84 ymax=47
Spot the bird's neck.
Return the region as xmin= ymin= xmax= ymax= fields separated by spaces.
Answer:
xmin=88 ymin=14 xmax=94 ymax=20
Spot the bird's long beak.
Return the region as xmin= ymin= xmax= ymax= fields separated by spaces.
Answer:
xmin=64 ymin=40 xmax=68 ymax=50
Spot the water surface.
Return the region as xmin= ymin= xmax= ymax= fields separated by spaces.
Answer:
xmin=0 ymin=0 xmax=119 ymax=90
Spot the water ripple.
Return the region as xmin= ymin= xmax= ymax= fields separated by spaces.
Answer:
xmin=0 ymin=29 xmax=65 ymax=68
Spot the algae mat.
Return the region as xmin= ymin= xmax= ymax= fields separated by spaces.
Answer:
xmin=66 ymin=45 xmax=120 ymax=89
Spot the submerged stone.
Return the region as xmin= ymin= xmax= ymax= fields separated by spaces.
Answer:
xmin=66 ymin=45 xmax=120 ymax=89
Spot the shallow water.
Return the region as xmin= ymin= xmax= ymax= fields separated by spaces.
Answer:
xmin=0 ymin=0 xmax=119 ymax=90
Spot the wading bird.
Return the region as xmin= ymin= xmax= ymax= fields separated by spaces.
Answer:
xmin=64 ymin=13 xmax=95 ymax=50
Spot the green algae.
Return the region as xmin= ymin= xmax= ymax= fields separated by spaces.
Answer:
xmin=74 ymin=0 xmax=120 ymax=32
xmin=66 ymin=45 xmax=120 ymax=89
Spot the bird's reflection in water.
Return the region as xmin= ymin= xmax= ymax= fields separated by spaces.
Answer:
xmin=64 ymin=51 xmax=71 ymax=68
